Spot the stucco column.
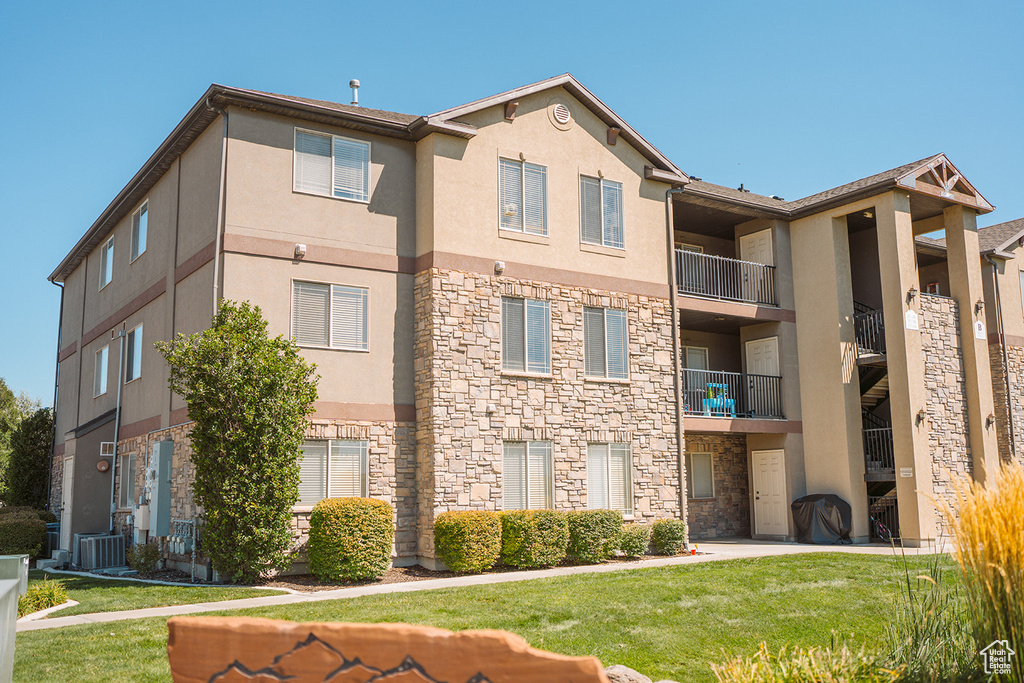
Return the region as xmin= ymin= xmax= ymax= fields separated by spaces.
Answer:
xmin=943 ymin=204 xmax=1000 ymax=483
xmin=875 ymin=191 xmax=935 ymax=544
xmin=791 ymin=212 xmax=868 ymax=539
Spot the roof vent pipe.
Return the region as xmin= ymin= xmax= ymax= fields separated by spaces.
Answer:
xmin=349 ymin=79 xmax=360 ymax=106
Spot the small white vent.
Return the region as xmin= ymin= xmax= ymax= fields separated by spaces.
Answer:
xmin=553 ymin=103 xmax=571 ymax=124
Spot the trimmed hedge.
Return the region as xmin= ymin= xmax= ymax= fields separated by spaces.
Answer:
xmin=618 ymin=523 xmax=652 ymax=558
xmin=566 ymin=509 xmax=623 ymax=564
xmin=500 ymin=510 xmax=569 ymax=568
xmin=308 ymin=498 xmax=394 ymax=582
xmin=434 ymin=511 xmax=502 ymax=573
xmin=0 ymin=511 xmax=47 ymax=558
xmin=0 ymin=506 xmax=57 ymax=523
xmin=651 ymin=518 xmax=687 ymax=555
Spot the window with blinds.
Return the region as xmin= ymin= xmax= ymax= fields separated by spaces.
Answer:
xmin=580 ymin=176 xmax=624 ymax=249
xmin=686 ymin=452 xmax=715 ymax=499
xmin=294 ymin=129 xmax=370 ymax=202
xmin=118 ymin=453 xmax=136 ymax=508
xmin=584 ymin=308 xmax=628 ymax=379
xmin=502 ymin=441 xmax=552 ymax=510
xmin=297 ymin=440 xmax=368 ymax=505
xmin=94 ymin=345 xmax=108 ymax=397
xmin=292 ymin=281 xmax=369 ymax=350
xmin=587 ymin=443 xmax=632 ymax=513
xmin=502 ymin=297 xmax=550 ymax=374
xmin=131 ymin=201 xmax=148 ymax=262
xmin=99 ymin=237 xmax=114 ymax=289
xmin=499 ymin=158 xmax=547 ymax=235
xmin=126 ymin=324 xmax=143 ymax=383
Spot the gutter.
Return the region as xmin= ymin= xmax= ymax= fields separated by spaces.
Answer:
xmin=108 ymin=327 xmax=127 ymax=534
xmin=985 ymin=254 xmax=1016 ymax=460
xmin=46 ymin=281 xmax=64 ymax=512
xmin=206 ymin=99 xmax=229 ymax=315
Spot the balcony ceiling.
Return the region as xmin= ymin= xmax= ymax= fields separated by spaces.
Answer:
xmin=678 ymin=308 xmax=746 ymax=335
xmin=673 ymin=197 xmax=772 ymax=240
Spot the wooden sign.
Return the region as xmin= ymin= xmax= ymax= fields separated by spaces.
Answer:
xmin=167 ymin=616 xmax=610 ymax=683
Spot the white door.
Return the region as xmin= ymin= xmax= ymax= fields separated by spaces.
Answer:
xmin=739 ymin=229 xmax=773 ymax=265
xmin=752 ymin=449 xmax=787 ymax=536
xmin=745 ymin=337 xmax=780 ymax=417
xmin=739 ymin=229 xmax=774 ymax=303
xmin=60 ymin=457 xmax=74 ymax=550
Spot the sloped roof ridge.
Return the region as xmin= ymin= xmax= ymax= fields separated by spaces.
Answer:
xmin=786 ymin=154 xmax=944 ymax=210
xmin=228 ymin=86 xmax=421 ymax=124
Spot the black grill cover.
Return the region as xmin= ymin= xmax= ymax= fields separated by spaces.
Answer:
xmin=791 ymin=494 xmax=852 ymax=544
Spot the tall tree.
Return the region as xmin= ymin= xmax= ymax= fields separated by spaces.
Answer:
xmin=2 ymin=407 xmax=53 ymax=508
xmin=157 ymin=301 xmax=319 ymax=583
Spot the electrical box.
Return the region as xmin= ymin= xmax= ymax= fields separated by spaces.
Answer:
xmin=148 ymin=440 xmax=173 ymax=537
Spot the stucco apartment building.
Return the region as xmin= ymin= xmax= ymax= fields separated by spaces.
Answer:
xmin=46 ymin=74 xmax=1022 ymax=571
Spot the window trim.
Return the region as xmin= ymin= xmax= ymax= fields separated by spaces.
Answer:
xmin=94 ymin=345 xmax=109 ymax=397
xmin=290 ymin=278 xmax=370 ymax=352
xmin=587 ymin=443 xmax=633 ymax=515
xmin=118 ymin=453 xmax=136 ymax=509
xmin=501 ymin=297 xmax=551 ymax=375
xmin=498 ymin=157 xmax=548 ymax=236
xmin=125 ymin=324 xmax=143 ymax=384
xmin=98 ymin=237 xmax=114 ymax=290
xmin=686 ymin=452 xmax=715 ymax=500
xmin=584 ymin=307 xmax=629 ymax=380
xmin=682 ymin=346 xmax=709 ymax=370
xmin=579 ymin=175 xmax=625 ymax=250
xmin=292 ymin=127 xmax=371 ymax=204
xmin=502 ymin=440 xmax=553 ymax=510
xmin=130 ymin=201 xmax=148 ymax=263
xmin=296 ymin=439 xmax=369 ymax=507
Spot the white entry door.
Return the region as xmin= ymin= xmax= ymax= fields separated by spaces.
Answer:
xmin=744 ymin=337 xmax=780 ymax=417
xmin=739 ymin=229 xmax=774 ymax=303
xmin=60 ymin=457 xmax=74 ymax=550
xmin=752 ymin=449 xmax=787 ymax=536
xmin=739 ymin=228 xmax=773 ymax=265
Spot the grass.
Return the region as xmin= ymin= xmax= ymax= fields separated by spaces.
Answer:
xmin=22 ymin=569 xmax=283 ymax=618
xmin=14 ymin=553 xmax=957 ymax=682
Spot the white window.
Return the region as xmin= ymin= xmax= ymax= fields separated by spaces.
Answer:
xmin=502 ymin=297 xmax=550 ymax=374
xmin=684 ymin=346 xmax=709 ymax=370
xmin=686 ymin=452 xmax=715 ymax=499
xmin=297 ymin=440 xmax=368 ymax=505
xmin=118 ymin=453 xmax=136 ymax=508
xmin=580 ymin=176 xmax=624 ymax=249
xmin=294 ymin=129 xmax=370 ymax=202
xmin=587 ymin=443 xmax=632 ymax=513
xmin=499 ymin=158 xmax=547 ymax=235
xmin=292 ymin=281 xmax=369 ymax=350
xmin=94 ymin=346 xmax=109 ymax=396
xmin=100 ymin=442 xmax=115 ymax=457
xmin=584 ymin=307 xmax=628 ymax=379
xmin=99 ymin=237 xmax=114 ymax=289
xmin=125 ymin=324 xmax=143 ymax=383
xmin=130 ymin=202 xmax=148 ymax=262
xmin=503 ymin=441 xmax=552 ymax=510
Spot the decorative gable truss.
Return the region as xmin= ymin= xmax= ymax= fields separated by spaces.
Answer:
xmin=897 ymin=154 xmax=993 ymax=213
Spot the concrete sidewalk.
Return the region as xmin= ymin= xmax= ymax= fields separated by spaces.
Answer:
xmin=17 ymin=540 xmax=943 ymax=632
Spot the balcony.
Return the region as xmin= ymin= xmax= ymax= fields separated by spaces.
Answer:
xmin=675 ymin=249 xmax=778 ymax=307
xmin=681 ymin=369 xmax=784 ymax=420
xmin=853 ymin=302 xmax=886 ymax=360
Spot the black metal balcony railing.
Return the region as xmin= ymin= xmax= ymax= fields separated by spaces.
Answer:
xmin=863 ymin=427 xmax=895 ymax=473
xmin=675 ymin=249 xmax=778 ymax=307
xmin=681 ymin=368 xmax=784 ymax=420
xmin=854 ymin=308 xmax=886 ymax=356
xmin=868 ymin=494 xmax=900 ymax=541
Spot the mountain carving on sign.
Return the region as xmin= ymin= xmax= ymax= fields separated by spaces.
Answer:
xmin=208 ymin=634 xmax=493 ymax=683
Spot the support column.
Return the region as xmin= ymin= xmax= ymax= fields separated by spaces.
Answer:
xmin=791 ymin=212 xmax=868 ymax=539
xmin=875 ymin=191 xmax=935 ymax=544
xmin=943 ymin=204 xmax=1001 ymax=483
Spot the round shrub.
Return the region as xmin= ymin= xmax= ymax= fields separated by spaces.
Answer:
xmin=0 ymin=511 xmax=47 ymax=558
xmin=308 ymin=498 xmax=394 ymax=582
xmin=126 ymin=542 xmax=162 ymax=574
xmin=566 ymin=509 xmax=623 ymax=564
xmin=617 ymin=523 xmax=652 ymax=558
xmin=500 ymin=510 xmax=569 ymax=569
xmin=651 ymin=518 xmax=687 ymax=555
xmin=434 ymin=511 xmax=501 ymax=573
xmin=0 ymin=506 xmax=56 ymax=523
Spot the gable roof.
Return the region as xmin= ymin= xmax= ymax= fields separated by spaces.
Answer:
xmin=917 ymin=217 xmax=1024 ymax=256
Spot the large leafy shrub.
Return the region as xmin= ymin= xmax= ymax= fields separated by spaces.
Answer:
xmin=126 ymin=542 xmax=162 ymax=575
xmin=434 ymin=511 xmax=501 ymax=573
xmin=499 ymin=510 xmax=569 ymax=568
xmin=565 ymin=509 xmax=622 ymax=564
xmin=0 ymin=510 xmax=47 ymax=557
xmin=157 ymin=301 xmax=318 ymax=583
xmin=1 ymin=407 xmax=53 ymax=509
xmin=617 ymin=523 xmax=651 ymax=558
xmin=308 ymin=497 xmax=394 ymax=582
xmin=651 ymin=518 xmax=687 ymax=556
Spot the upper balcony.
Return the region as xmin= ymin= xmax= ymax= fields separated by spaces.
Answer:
xmin=675 ymin=249 xmax=778 ymax=307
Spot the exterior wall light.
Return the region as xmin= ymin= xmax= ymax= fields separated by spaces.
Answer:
xmin=494 ymin=261 xmax=505 ymax=275
xmin=294 ymin=243 xmax=306 ymax=259
xmin=916 ymin=409 xmax=928 ymax=426
xmin=975 ymin=299 xmax=985 ymax=314
xmin=907 ymin=286 xmax=918 ymax=304
xmin=987 ymin=413 xmax=996 ymax=428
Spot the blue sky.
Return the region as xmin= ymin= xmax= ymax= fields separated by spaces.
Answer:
xmin=1 ymin=1 xmax=1022 ymax=404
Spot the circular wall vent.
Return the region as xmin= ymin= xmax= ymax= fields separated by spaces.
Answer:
xmin=553 ymin=103 xmax=571 ymax=124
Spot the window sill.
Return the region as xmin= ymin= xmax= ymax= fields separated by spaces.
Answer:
xmin=297 ymin=344 xmax=370 ymax=353
xmin=292 ymin=188 xmax=370 ymax=205
xmin=499 ymin=229 xmax=549 ymax=245
xmin=129 ymin=252 xmax=146 ymax=265
xmin=584 ymin=376 xmax=630 ymax=385
xmin=125 ymin=377 xmax=141 ymax=386
xmin=580 ymin=242 xmax=626 ymax=258
xmin=689 ymin=496 xmax=716 ymax=501
xmin=501 ymin=370 xmax=553 ymax=380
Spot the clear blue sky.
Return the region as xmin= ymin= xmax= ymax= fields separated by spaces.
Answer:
xmin=1 ymin=1 xmax=1021 ymax=404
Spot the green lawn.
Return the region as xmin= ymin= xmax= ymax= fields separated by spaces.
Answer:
xmin=14 ymin=553 xmax=953 ymax=682
xmin=24 ymin=570 xmax=283 ymax=618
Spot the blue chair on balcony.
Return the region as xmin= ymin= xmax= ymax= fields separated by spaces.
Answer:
xmin=702 ymin=383 xmax=736 ymax=417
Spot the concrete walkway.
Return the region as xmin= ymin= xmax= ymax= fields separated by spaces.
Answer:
xmin=17 ymin=540 xmax=944 ymax=633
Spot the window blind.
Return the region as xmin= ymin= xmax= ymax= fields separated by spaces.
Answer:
xmin=293 ymin=281 xmax=330 ymax=346
xmin=525 ymin=300 xmax=551 ymax=374
xmin=602 ymin=180 xmax=624 ymax=249
xmin=527 ymin=441 xmax=551 ymax=509
xmin=499 ymin=159 xmax=523 ymax=231
xmin=609 ymin=444 xmax=630 ymax=512
xmin=605 ymin=309 xmax=628 ymax=379
xmin=329 ymin=440 xmax=366 ymax=497
xmin=584 ymin=307 xmax=605 ymax=377
xmin=502 ymin=298 xmax=525 ymax=371
xmin=333 ymin=136 xmax=370 ymax=201
xmin=298 ymin=441 xmax=328 ymax=505
xmin=294 ymin=131 xmax=332 ymax=196
xmin=587 ymin=444 xmax=609 ymax=509
xmin=502 ymin=442 xmax=527 ymax=510
xmin=580 ymin=176 xmax=602 ymax=244
xmin=523 ymin=163 xmax=547 ymax=235
xmin=687 ymin=452 xmax=714 ymax=499
xmin=331 ymin=286 xmax=368 ymax=350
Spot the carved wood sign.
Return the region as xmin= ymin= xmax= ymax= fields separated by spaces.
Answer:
xmin=167 ymin=617 xmax=611 ymax=683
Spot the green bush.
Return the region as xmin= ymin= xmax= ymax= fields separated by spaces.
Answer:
xmin=566 ymin=509 xmax=622 ymax=564
xmin=500 ymin=510 xmax=569 ymax=568
xmin=308 ymin=498 xmax=394 ymax=582
xmin=651 ymin=518 xmax=687 ymax=556
xmin=126 ymin=542 xmax=163 ymax=575
xmin=434 ymin=511 xmax=502 ymax=573
xmin=0 ymin=506 xmax=56 ymax=523
xmin=0 ymin=511 xmax=46 ymax=557
xmin=17 ymin=577 xmax=68 ymax=618
xmin=617 ymin=523 xmax=651 ymax=558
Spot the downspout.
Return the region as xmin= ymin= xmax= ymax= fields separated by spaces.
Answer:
xmin=665 ymin=187 xmax=687 ymax=538
xmin=205 ymin=99 xmax=229 ymax=316
xmin=46 ymin=281 xmax=65 ymax=512
xmin=985 ymin=254 xmax=1015 ymax=460
xmin=108 ymin=326 xmax=127 ymax=534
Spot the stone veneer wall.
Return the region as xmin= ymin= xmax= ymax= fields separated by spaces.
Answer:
xmin=48 ymin=454 xmax=64 ymax=514
xmin=414 ymin=267 xmax=681 ymax=562
xmin=990 ymin=343 xmax=1024 ymax=466
xmin=919 ymin=294 xmax=972 ymax=529
xmin=684 ymin=434 xmax=750 ymax=539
